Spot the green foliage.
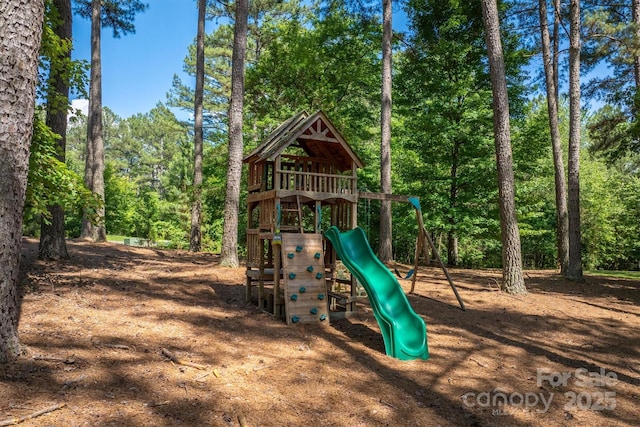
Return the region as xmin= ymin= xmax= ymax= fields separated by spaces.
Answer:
xmin=104 ymin=105 xmax=193 ymax=244
xmin=585 ymin=270 xmax=640 ymax=279
xmin=245 ymin=4 xmax=381 ymax=145
xmin=390 ymin=0 xmax=532 ymax=266
xmin=580 ymin=156 xmax=640 ymax=270
xmin=168 ymin=24 xmax=234 ymax=117
xmin=52 ymin=0 xmax=640 ymax=273
xmin=511 ymin=97 xmax=558 ymax=268
xmin=587 ymin=105 xmax=639 ymax=166
xmin=64 ymin=104 xmax=194 ymax=245
xmin=104 ymin=162 xmax=138 ymax=235
xmin=39 ymin=0 xmax=89 ymax=112
xmin=394 ymin=0 xmax=501 ymax=265
xmin=24 ymin=118 xmax=101 ymax=229
xmin=74 ymin=0 xmax=148 ymax=38
xmin=581 ymin=3 xmax=640 ymax=161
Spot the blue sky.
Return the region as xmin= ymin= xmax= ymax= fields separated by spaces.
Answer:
xmin=71 ymin=1 xmax=200 ymax=119
xmin=71 ymin=2 xmax=410 ymax=120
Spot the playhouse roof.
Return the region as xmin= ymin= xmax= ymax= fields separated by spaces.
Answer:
xmin=243 ymin=110 xmax=364 ymax=171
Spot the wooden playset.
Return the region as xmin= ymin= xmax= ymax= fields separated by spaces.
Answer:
xmin=243 ymin=110 xmax=364 ymax=324
xmin=243 ymin=110 xmax=464 ymax=326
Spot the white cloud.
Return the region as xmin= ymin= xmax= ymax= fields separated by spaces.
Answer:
xmin=69 ymin=99 xmax=89 ymax=120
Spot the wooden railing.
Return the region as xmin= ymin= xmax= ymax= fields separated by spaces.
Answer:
xmin=247 ymin=158 xmax=356 ymax=195
xmin=247 ymin=162 xmax=263 ymax=192
xmin=277 ymin=169 xmax=355 ymax=194
xmin=246 ymin=229 xmax=260 ymax=267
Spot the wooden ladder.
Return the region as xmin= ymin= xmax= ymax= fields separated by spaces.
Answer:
xmin=280 ymin=196 xmax=304 ymax=233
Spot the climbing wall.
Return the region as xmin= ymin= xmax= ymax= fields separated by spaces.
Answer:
xmin=281 ymin=233 xmax=330 ymax=325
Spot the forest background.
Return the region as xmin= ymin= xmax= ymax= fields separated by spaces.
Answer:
xmin=27 ymin=0 xmax=640 ymax=272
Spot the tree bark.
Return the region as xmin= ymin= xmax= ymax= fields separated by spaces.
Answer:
xmin=190 ymin=0 xmax=206 ymax=252
xmin=40 ymin=0 xmax=72 ymax=260
xmin=553 ymin=0 xmax=560 ymax=102
xmin=378 ymin=0 xmax=393 ymax=262
xmin=539 ymin=0 xmax=568 ymax=273
xmin=447 ymin=232 xmax=458 ymax=267
xmin=447 ymin=141 xmax=461 ymax=267
xmin=81 ymin=0 xmax=106 ymax=242
xmin=0 ymin=0 xmax=45 ymax=362
xmin=566 ymin=0 xmax=583 ymax=281
xmin=633 ymin=0 xmax=640 ymax=88
xmin=481 ymin=0 xmax=526 ymax=294
xmin=220 ymin=0 xmax=248 ymax=267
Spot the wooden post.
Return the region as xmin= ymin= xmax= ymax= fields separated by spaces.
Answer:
xmin=411 ymin=209 xmax=431 ymax=293
xmin=273 ymin=241 xmax=281 ymax=317
xmin=349 ymin=200 xmax=358 ymax=313
xmin=411 ymin=234 xmax=420 ymax=292
xmin=246 ymin=202 xmax=253 ymax=302
xmin=315 ymin=201 xmax=321 ymax=233
xmin=245 ymin=275 xmax=252 ymax=303
xmin=258 ymin=238 xmax=265 ymax=309
xmin=410 ymin=200 xmax=465 ymax=311
xmin=275 ymin=157 xmax=282 ymax=190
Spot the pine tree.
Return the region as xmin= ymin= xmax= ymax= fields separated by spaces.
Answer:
xmin=0 ymin=0 xmax=45 ymax=362
xmin=190 ymin=0 xmax=206 ymax=252
xmin=481 ymin=0 xmax=527 ymax=294
xmin=221 ymin=0 xmax=249 ymax=267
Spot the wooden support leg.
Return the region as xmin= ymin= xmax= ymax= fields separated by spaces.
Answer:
xmin=412 ymin=204 xmax=465 ymax=310
xmin=245 ymin=274 xmax=252 ymax=302
xmin=274 ymin=244 xmax=281 ymax=317
xmin=422 ymin=226 xmax=465 ymax=310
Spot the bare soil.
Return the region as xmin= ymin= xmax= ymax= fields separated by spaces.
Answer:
xmin=1 ymin=237 xmax=638 ymax=426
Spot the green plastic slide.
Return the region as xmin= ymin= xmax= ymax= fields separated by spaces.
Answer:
xmin=324 ymin=226 xmax=429 ymax=361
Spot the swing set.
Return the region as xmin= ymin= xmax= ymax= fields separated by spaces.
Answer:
xmin=358 ymin=193 xmax=465 ymax=311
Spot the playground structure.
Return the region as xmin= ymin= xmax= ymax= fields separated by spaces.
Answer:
xmin=244 ymin=110 xmax=361 ymax=322
xmin=243 ymin=111 xmax=463 ymax=359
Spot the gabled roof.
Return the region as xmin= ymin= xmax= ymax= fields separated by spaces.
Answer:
xmin=243 ymin=110 xmax=364 ymax=171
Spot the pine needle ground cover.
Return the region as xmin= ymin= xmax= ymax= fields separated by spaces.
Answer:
xmin=2 ymin=238 xmax=637 ymax=426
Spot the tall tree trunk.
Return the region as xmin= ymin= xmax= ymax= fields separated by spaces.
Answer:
xmin=566 ymin=0 xmax=583 ymax=280
xmin=553 ymin=0 xmax=561 ymax=102
xmin=634 ymin=0 xmax=640 ymax=88
xmin=39 ymin=0 xmax=71 ymax=260
xmin=81 ymin=0 xmax=106 ymax=242
xmin=481 ymin=0 xmax=526 ymax=294
xmin=220 ymin=0 xmax=248 ymax=267
xmin=0 ymin=0 xmax=45 ymax=362
xmin=378 ymin=0 xmax=393 ymax=262
xmin=632 ymin=0 xmax=640 ymax=124
xmin=447 ymin=232 xmax=458 ymax=267
xmin=539 ymin=0 xmax=568 ymax=273
xmin=190 ymin=0 xmax=206 ymax=252
xmin=447 ymin=141 xmax=461 ymax=267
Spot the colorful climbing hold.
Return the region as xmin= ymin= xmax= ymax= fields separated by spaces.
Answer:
xmin=315 ymin=272 xmax=323 ymax=280
xmin=299 ymin=286 xmax=306 ymax=293
xmin=287 ymin=253 xmax=294 ymax=259
xmin=310 ymin=307 xmax=318 ymax=315
xmin=314 ymin=252 xmax=321 ymax=259
xmin=290 ymin=294 xmax=298 ymax=301
xmin=319 ymin=314 xmax=327 ymax=321
xmin=296 ymin=245 xmax=303 ymax=252
xmin=291 ymin=316 xmax=299 ymax=323
xmin=317 ymin=294 xmax=324 ymax=300
xmin=289 ymin=272 xmax=296 ymax=280
xmin=306 ymin=265 xmax=314 ymax=272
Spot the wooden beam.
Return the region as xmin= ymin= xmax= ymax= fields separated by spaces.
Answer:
xmin=277 ymin=190 xmax=358 ymax=203
xmin=298 ymin=133 xmax=339 ymax=143
xmin=358 ymin=192 xmax=419 ymax=203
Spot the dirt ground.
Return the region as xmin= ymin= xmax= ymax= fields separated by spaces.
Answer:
xmin=1 ymin=238 xmax=638 ymax=426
